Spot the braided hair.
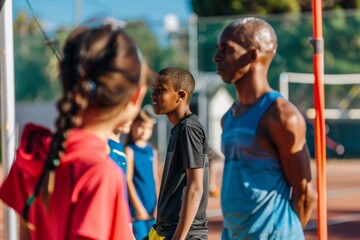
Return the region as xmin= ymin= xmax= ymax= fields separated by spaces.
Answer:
xmin=22 ymin=22 xmax=144 ymax=225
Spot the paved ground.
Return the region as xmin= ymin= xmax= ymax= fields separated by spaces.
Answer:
xmin=0 ymin=160 xmax=359 ymax=239
xmin=206 ymin=160 xmax=360 ymax=240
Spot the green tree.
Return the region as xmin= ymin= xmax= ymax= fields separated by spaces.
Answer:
xmin=125 ymin=20 xmax=189 ymax=105
xmin=125 ymin=20 xmax=189 ymax=71
xmin=191 ymin=0 xmax=300 ymax=16
xmin=14 ymin=11 xmax=61 ymax=101
xmin=13 ymin=11 xmax=37 ymax=36
xmin=299 ymin=0 xmax=360 ymax=12
xmin=191 ymin=1 xmax=360 ymax=86
xmin=13 ymin=15 xmax=186 ymax=102
xmin=191 ymin=0 xmax=360 ymax=16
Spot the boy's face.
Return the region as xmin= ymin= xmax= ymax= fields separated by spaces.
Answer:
xmin=151 ymin=76 xmax=179 ymax=115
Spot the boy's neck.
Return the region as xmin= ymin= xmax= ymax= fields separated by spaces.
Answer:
xmin=167 ymin=106 xmax=192 ymax=126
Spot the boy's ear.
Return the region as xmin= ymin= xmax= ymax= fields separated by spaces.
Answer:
xmin=178 ymin=90 xmax=186 ymax=100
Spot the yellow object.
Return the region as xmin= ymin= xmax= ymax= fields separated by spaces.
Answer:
xmin=148 ymin=227 xmax=165 ymax=240
xmin=209 ymin=186 xmax=220 ymax=198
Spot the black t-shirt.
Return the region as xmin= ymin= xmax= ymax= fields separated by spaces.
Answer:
xmin=156 ymin=114 xmax=209 ymax=237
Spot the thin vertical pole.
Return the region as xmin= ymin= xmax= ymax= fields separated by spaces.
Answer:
xmin=188 ymin=14 xmax=208 ymax=133
xmin=311 ymin=0 xmax=328 ymax=239
xmin=75 ymin=0 xmax=82 ymax=26
xmin=1 ymin=0 xmax=18 ymax=239
xmin=188 ymin=13 xmax=198 ymax=77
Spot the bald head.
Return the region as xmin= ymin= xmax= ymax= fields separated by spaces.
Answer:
xmin=222 ymin=17 xmax=277 ymax=56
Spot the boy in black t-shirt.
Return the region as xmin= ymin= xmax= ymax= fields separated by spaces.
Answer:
xmin=147 ymin=67 xmax=209 ymax=239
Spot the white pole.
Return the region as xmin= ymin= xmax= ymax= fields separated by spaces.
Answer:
xmin=188 ymin=14 xmax=208 ymax=133
xmin=75 ymin=0 xmax=82 ymax=26
xmin=0 ymin=0 xmax=18 ymax=239
xmin=279 ymin=72 xmax=289 ymax=100
xmin=188 ymin=13 xmax=198 ymax=78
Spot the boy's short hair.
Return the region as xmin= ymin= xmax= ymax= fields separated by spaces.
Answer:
xmin=158 ymin=67 xmax=195 ymax=102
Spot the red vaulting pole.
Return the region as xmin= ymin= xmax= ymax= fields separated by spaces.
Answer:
xmin=311 ymin=0 xmax=328 ymax=239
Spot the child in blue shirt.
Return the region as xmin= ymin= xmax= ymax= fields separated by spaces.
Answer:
xmin=108 ymin=121 xmax=132 ymax=174
xmin=125 ymin=108 xmax=159 ymax=240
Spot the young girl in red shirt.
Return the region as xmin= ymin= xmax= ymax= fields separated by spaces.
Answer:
xmin=0 ymin=19 xmax=147 ymax=240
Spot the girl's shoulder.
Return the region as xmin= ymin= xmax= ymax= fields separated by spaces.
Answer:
xmin=71 ymin=158 xmax=125 ymax=200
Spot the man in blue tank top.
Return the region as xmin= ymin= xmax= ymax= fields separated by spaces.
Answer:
xmin=213 ymin=17 xmax=318 ymax=239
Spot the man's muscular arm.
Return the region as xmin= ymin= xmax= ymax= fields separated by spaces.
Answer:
xmin=268 ymin=99 xmax=317 ymax=227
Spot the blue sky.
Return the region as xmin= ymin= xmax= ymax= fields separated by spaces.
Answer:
xmin=13 ymin=0 xmax=193 ymax=31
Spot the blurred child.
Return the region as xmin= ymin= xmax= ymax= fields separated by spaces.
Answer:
xmin=108 ymin=120 xmax=132 ymax=174
xmin=125 ymin=108 xmax=159 ymax=240
xmin=0 ymin=20 xmax=147 ymax=240
xmin=148 ymin=67 xmax=209 ymax=239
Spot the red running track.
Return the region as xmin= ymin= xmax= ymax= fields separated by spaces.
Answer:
xmin=0 ymin=160 xmax=359 ymax=239
xmin=207 ymin=160 xmax=360 ymax=240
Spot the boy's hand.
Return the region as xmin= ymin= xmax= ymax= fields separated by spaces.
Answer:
xmin=152 ymin=208 xmax=157 ymax=219
xmin=135 ymin=206 xmax=150 ymax=220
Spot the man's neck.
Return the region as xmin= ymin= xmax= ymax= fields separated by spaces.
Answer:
xmin=234 ymin=77 xmax=271 ymax=106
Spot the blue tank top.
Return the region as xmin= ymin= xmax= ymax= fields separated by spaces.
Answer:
xmin=221 ymin=91 xmax=304 ymax=240
xmin=128 ymin=143 xmax=157 ymax=215
xmin=108 ymin=139 xmax=127 ymax=174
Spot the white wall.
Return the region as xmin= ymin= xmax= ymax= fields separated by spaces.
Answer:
xmin=16 ymin=102 xmax=57 ymax=133
xmin=208 ymin=88 xmax=233 ymax=155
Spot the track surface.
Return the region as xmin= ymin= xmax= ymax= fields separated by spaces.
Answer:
xmin=0 ymin=160 xmax=359 ymax=239
xmin=207 ymin=160 xmax=360 ymax=240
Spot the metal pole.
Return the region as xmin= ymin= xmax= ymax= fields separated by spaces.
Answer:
xmin=188 ymin=14 xmax=208 ymax=134
xmin=1 ymin=0 xmax=18 ymax=239
xmin=279 ymin=72 xmax=289 ymax=100
xmin=188 ymin=13 xmax=198 ymax=78
xmin=157 ymin=116 xmax=168 ymax=162
xmin=0 ymin=0 xmax=5 ymax=12
xmin=311 ymin=0 xmax=328 ymax=239
xmin=75 ymin=0 xmax=82 ymax=26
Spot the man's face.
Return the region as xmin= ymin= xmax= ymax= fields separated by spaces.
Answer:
xmin=213 ymin=30 xmax=251 ymax=84
xmin=150 ymin=76 xmax=179 ymax=115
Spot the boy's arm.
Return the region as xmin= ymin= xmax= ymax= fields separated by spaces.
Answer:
xmin=125 ymin=146 xmax=149 ymax=220
xmin=172 ymin=167 xmax=204 ymax=240
xmin=152 ymin=148 xmax=160 ymax=218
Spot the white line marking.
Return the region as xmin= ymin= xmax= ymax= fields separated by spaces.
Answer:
xmin=327 ymin=187 xmax=360 ymax=199
xmin=305 ymin=213 xmax=360 ymax=230
xmin=207 ymin=186 xmax=360 ymax=230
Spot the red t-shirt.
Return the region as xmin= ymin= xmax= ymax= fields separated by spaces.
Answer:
xmin=0 ymin=124 xmax=134 ymax=240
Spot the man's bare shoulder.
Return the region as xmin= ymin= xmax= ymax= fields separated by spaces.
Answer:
xmin=266 ymin=98 xmax=306 ymax=130
xmin=259 ymin=97 xmax=308 ymax=157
